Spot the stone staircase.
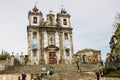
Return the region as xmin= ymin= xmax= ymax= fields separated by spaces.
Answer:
xmin=2 ymin=64 xmax=100 ymax=74
xmin=0 ymin=64 xmax=101 ymax=80
xmin=40 ymin=72 xmax=96 ymax=80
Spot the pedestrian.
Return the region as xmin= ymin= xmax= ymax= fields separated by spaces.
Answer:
xmin=100 ymin=70 xmax=104 ymax=77
xmin=95 ymin=70 xmax=100 ymax=80
xmin=18 ymin=76 xmax=21 ymax=80
xmin=21 ymin=72 xmax=26 ymax=80
xmin=36 ymin=73 xmax=41 ymax=80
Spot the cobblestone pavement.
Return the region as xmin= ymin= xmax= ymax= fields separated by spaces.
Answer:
xmin=42 ymin=77 xmax=120 ymax=80
xmin=79 ymin=77 xmax=120 ymax=80
xmin=0 ymin=72 xmax=120 ymax=80
xmin=41 ymin=75 xmax=120 ymax=80
xmin=100 ymin=77 xmax=120 ymax=80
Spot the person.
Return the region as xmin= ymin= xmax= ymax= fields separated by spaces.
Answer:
xmin=49 ymin=70 xmax=54 ymax=75
xmin=100 ymin=70 xmax=104 ymax=77
xmin=21 ymin=72 xmax=26 ymax=80
xmin=95 ymin=70 xmax=100 ymax=80
xmin=36 ymin=74 xmax=41 ymax=80
xmin=18 ymin=76 xmax=21 ymax=80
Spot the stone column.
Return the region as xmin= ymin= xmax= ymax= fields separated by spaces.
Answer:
xmin=20 ymin=52 xmax=24 ymax=65
xmin=41 ymin=31 xmax=44 ymax=59
xmin=40 ymin=31 xmax=45 ymax=64
xmin=27 ymin=30 xmax=31 ymax=61
xmin=59 ymin=32 xmax=64 ymax=60
xmin=11 ymin=52 xmax=15 ymax=66
xmin=70 ymin=32 xmax=74 ymax=56
xmin=69 ymin=31 xmax=74 ymax=64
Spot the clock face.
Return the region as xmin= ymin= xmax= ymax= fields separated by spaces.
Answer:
xmin=64 ymin=40 xmax=70 ymax=49
xmin=30 ymin=39 xmax=39 ymax=49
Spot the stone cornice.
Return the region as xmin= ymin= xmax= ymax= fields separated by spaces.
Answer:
xmin=27 ymin=26 xmax=73 ymax=32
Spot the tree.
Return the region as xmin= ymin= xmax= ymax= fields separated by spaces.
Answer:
xmin=108 ymin=13 xmax=120 ymax=67
xmin=0 ymin=51 xmax=10 ymax=60
xmin=113 ymin=13 xmax=120 ymax=55
xmin=113 ymin=13 xmax=120 ymax=29
xmin=110 ymin=13 xmax=120 ymax=54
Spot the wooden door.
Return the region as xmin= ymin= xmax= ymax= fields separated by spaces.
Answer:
xmin=49 ymin=52 xmax=57 ymax=64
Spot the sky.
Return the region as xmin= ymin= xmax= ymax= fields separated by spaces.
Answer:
xmin=0 ymin=0 xmax=120 ymax=61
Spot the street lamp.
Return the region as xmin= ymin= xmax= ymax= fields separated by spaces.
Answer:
xmin=76 ymin=56 xmax=81 ymax=72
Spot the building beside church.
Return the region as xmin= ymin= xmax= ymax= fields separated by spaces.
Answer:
xmin=27 ymin=5 xmax=74 ymax=65
xmin=75 ymin=49 xmax=102 ymax=64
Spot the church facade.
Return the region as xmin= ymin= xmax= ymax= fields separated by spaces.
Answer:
xmin=27 ymin=5 xmax=74 ymax=65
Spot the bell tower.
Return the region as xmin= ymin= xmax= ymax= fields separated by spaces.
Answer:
xmin=56 ymin=6 xmax=74 ymax=64
xmin=28 ymin=5 xmax=42 ymax=26
xmin=56 ymin=6 xmax=71 ymax=27
xmin=27 ymin=5 xmax=43 ymax=65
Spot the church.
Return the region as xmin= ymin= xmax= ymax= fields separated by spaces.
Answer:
xmin=27 ymin=5 xmax=74 ymax=65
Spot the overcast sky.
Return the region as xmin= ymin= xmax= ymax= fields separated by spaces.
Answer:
xmin=0 ymin=0 xmax=120 ymax=61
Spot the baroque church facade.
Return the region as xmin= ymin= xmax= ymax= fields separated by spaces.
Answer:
xmin=27 ymin=5 xmax=74 ymax=65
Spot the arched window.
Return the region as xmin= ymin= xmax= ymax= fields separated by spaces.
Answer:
xmin=33 ymin=49 xmax=37 ymax=57
xmin=33 ymin=31 xmax=37 ymax=39
xmin=49 ymin=16 xmax=53 ymax=22
xmin=66 ymin=49 xmax=70 ymax=56
xmin=64 ymin=33 xmax=68 ymax=39
xmin=33 ymin=17 xmax=37 ymax=23
xmin=63 ymin=19 xmax=67 ymax=25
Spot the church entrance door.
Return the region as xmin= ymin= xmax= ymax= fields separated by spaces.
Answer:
xmin=49 ymin=52 xmax=57 ymax=64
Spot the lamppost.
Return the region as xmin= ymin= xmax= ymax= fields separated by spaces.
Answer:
xmin=24 ymin=55 xmax=28 ymax=74
xmin=76 ymin=56 xmax=81 ymax=72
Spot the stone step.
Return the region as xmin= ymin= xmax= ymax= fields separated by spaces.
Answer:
xmin=3 ymin=64 xmax=100 ymax=74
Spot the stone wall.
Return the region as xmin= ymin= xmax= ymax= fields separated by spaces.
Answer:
xmin=0 ymin=74 xmax=31 ymax=80
xmin=0 ymin=60 xmax=10 ymax=71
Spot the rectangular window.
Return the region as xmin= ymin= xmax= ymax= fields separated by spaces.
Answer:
xmin=33 ymin=17 xmax=37 ymax=23
xmin=33 ymin=32 xmax=37 ymax=39
xmin=63 ymin=19 xmax=67 ymax=25
xmin=64 ymin=33 xmax=68 ymax=39
xmin=33 ymin=50 xmax=37 ymax=57
xmin=66 ymin=49 xmax=70 ymax=56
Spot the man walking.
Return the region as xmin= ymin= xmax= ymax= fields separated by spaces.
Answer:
xmin=21 ymin=72 xmax=26 ymax=80
xmin=95 ymin=70 xmax=100 ymax=80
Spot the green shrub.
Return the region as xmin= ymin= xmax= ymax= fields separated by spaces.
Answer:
xmin=103 ymin=67 xmax=120 ymax=77
xmin=105 ymin=70 xmax=120 ymax=77
xmin=0 ymin=53 xmax=10 ymax=60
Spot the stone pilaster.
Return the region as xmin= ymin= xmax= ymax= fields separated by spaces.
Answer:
xmin=40 ymin=31 xmax=44 ymax=62
xmin=70 ymin=31 xmax=74 ymax=57
xmin=41 ymin=31 xmax=44 ymax=59
xmin=27 ymin=30 xmax=31 ymax=61
xmin=11 ymin=53 xmax=14 ymax=66
xmin=59 ymin=32 xmax=64 ymax=59
xmin=39 ymin=32 xmax=42 ymax=60
xmin=20 ymin=53 xmax=24 ymax=65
